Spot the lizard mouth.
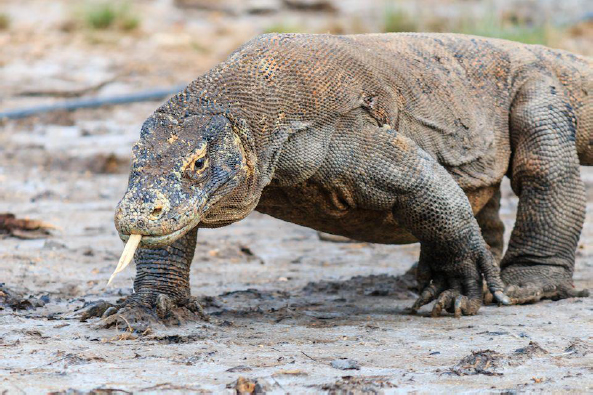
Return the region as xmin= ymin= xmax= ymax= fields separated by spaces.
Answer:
xmin=118 ymin=218 xmax=199 ymax=248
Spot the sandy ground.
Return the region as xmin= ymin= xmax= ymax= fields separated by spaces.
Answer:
xmin=1 ymin=109 xmax=592 ymax=393
xmin=1 ymin=89 xmax=592 ymax=395
xmin=1 ymin=0 xmax=593 ymax=393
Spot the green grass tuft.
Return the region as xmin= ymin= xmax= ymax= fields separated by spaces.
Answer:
xmin=263 ymin=22 xmax=304 ymax=34
xmin=84 ymin=2 xmax=116 ymax=29
xmin=383 ymin=3 xmax=418 ymax=33
xmin=380 ymin=0 xmax=557 ymax=45
xmin=0 ymin=13 xmax=11 ymax=30
xmin=457 ymin=16 xmax=552 ymax=45
xmin=82 ymin=1 xmax=140 ymax=31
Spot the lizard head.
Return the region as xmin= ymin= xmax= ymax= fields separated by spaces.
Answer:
xmin=114 ymin=110 xmax=253 ymax=248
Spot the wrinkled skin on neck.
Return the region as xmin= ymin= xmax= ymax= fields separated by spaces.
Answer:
xmin=114 ymin=110 xmax=257 ymax=248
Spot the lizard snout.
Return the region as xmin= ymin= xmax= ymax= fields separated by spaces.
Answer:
xmin=115 ymin=190 xmax=172 ymax=237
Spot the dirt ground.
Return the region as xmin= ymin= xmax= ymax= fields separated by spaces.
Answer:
xmin=1 ymin=0 xmax=593 ymax=393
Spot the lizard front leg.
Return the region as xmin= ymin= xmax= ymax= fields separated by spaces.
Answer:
xmin=81 ymin=227 xmax=206 ymax=331
xmin=357 ymin=126 xmax=510 ymax=316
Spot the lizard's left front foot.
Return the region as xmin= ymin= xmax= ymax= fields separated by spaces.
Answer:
xmin=502 ymin=265 xmax=589 ymax=304
xmin=80 ymin=227 xmax=204 ymax=332
xmin=81 ymin=294 xmax=208 ymax=332
xmin=411 ymin=242 xmax=510 ymax=317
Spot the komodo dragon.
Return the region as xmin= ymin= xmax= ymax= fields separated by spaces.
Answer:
xmin=83 ymin=33 xmax=592 ymax=329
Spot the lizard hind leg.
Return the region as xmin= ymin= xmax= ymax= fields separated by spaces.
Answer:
xmin=501 ymin=76 xmax=589 ymax=304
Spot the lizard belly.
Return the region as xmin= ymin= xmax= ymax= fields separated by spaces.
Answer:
xmin=256 ymin=183 xmax=497 ymax=245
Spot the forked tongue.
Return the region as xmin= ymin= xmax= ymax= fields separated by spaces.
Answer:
xmin=107 ymin=234 xmax=142 ymax=286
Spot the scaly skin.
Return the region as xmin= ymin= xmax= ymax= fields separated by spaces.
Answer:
xmin=83 ymin=33 xmax=592 ymax=329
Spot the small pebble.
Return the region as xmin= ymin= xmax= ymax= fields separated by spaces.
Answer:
xmin=330 ymin=359 xmax=360 ymax=370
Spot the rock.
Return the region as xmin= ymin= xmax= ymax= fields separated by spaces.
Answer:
xmin=228 ymin=377 xmax=271 ymax=394
xmin=330 ymin=359 xmax=360 ymax=370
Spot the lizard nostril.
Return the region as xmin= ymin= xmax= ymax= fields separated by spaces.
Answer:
xmin=150 ymin=205 xmax=163 ymax=218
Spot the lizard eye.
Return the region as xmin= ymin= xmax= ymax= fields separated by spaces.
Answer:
xmin=183 ymin=145 xmax=209 ymax=182
xmin=194 ymin=157 xmax=206 ymax=170
xmin=184 ymin=155 xmax=209 ymax=182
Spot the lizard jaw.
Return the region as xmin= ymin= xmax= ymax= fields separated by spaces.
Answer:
xmin=118 ymin=218 xmax=199 ymax=248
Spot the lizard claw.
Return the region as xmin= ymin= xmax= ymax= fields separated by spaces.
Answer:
xmin=493 ymin=290 xmax=511 ymax=305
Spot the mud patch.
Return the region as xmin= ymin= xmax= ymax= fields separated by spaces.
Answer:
xmin=318 ymin=376 xmax=398 ymax=393
xmin=204 ymin=288 xmax=292 ymax=315
xmin=451 ymin=350 xmax=504 ymax=376
xmin=302 ymin=272 xmax=418 ymax=299
xmin=0 ymin=284 xmax=45 ymax=311
xmin=563 ymin=339 xmax=591 ymax=357
xmin=508 ymin=341 xmax=549 ymax=366
xmin=201 ymin=288 xmax=318 ymax=323
xmin=151 ymin=334 xmax=207 ymax=344
xmin=49 ymin=388 xmax=132 ymax=395
xmin=201 ymin=273 xmax=418 ymax=323
xmin=451 ymin=342 xmax=550 ymax=376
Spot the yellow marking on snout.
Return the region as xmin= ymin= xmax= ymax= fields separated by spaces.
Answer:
xmin=168 ymin=134 xmax=179 ymax=144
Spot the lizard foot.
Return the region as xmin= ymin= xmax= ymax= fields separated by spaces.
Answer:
xmin=80 ymin=295 xmax=208 ymax=332
xmin=410 ymin=242 xmax=510 ymax=317
xmin=502 ymin=265 xmax=589 ymax=304
xmin=410 ymin=278 xmax=484 ymax=317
